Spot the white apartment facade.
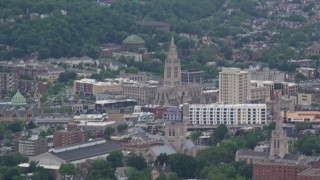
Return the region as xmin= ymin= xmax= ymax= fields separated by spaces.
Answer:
xmin=185 ymin=104 xmax=267 ymax=125
xmin=219 ymin=68 xmax=250 ymax=104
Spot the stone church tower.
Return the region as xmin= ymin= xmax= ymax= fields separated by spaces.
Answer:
xmin=269 ymin=118 xmax=289 ymax=159
xmin=164 ymin=122 xmax=186 ymax=151
xmin=164 ymin=37 xmax=181 ymax=87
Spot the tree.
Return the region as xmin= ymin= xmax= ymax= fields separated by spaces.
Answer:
xmin=117 ymin=124 xmax=128 ymax=134
xmin=190 ymin=131 xmax=202 ymax=140
xmin=7 ymin=120 xmax=23 ymax=132
xmin=58 ymin=71 xmax=77 ymax=83
xmin=59 ymin=163 xmax=79 ymax=177
xmin=26 ymin=121 xmax=37 ymax=129
xmin=127 ymin=154 xmax=147 ymax=171
xmin=168 ymin=153 xmax=197 ymax=179
xmin=31 ymin=166 xmax=54 ymax=180
xmin=209 ymin=124 xmax=228 ymax=145
xmin=295 ymin=123 xmax=312 ymax=132
xmin=87 ymin=159 xmax=114 ymax=180
xmin=291 ymin=135 xmax=320 ymax=156
xmin=126 ymin=168 xmax=150 ymax=180
xmin=0 ymin=152 xmax=28 ymax=166
xmin=107 ymin=150 xmax=123 ymax=168
xmin=295 ymin=72 xmax=306 ymax=82
xmin=105 ymin=127 xmax=116 ymax=139
xmin=156 ymin=172 xmax=180 ymax=180
xmin=0 ymin=166 xmax=21 ymax=180
xmin=155 ymin=153 xmax=169 ymax=166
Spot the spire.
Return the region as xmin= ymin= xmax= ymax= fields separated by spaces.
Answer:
xmin=170 ymin=35 xmax=175 ymax=47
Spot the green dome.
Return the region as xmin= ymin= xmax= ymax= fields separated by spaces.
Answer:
xmin=123 ymin=34 xmax=145 ymax=43
xmin=11 ymin=91 xmax=27 ymax=106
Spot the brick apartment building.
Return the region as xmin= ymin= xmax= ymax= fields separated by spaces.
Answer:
xmin=53 ymin=124 xmax=86 ymax=148
xmin=18 ymin=79 xmax=48 ymax=95
xmin=253 ymin=161 xmax=320 ymax=180
xmin=0 ymin=73 xmax=18 ymax=92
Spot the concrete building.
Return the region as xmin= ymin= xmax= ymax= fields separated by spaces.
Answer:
xmin=0 ymin=73 xmax=18 ymax=93
xmin=219 ymin=67 xmax=250 ymax=104
xmin=248 ymin=67 xmax=286 ymax=82
xmin=297 ymin=93 xmax=313 ymax=106
xmin=76 ymin=121 xmax=116 ymax=131
xmin=249 ymin=86 xmax=270 ymax=103
xmin=53 ymin=124 xmax=86 ymax=148
xmin=122 ymin=83 xmax=157 ymax=105
xmin=93 ymin=82 xmax=123 ymax=95
xmin=181 ymin=70 xmax=204 ymax=84
xmin=251 ymin=80 xmax=298 ymax=97
xmin=118 ymin=70 xmax=148 ymax=82
xmin=14 ymin=137 xmax=47 ymax=156
xmin=74 ymin=79 xmax=122 ymax=96
xmin=184 ymin=103 xmax=267 ymax=125
xmin=112 ymin=52 xmax=143 ymax=62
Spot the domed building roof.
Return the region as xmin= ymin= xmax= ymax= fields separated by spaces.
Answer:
xmin=11 ymin=91 xmax=27 ymax=106
xmin=123 ymin=34 xmax=145 ymax=44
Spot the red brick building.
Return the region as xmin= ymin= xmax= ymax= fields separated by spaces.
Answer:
xmin=53 ymin=124 xmax=86 ymax=148
xmin=253 ymin=162 xmax=311 ymax=180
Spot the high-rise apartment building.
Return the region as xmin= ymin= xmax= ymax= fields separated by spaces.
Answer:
xmin=0 ymin=73 xmax=18 ymax=93
xmin=219 ymin=68 xmax=250 ymax=104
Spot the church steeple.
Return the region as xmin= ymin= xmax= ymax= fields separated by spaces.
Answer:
xmin=164 ymin=36 xmax=181 ymax=87
xmin=269 ymin=116 xmax=289 ymax=159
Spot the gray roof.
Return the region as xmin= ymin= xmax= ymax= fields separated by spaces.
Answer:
xmin=53 ymin=141 xmax=122 ymax=162
xmin=150 ymin=144 xmax=177 ymax=156
xmin=238 ymin=150 xmax=270 ymax=158
xmin=283 ymin=153 xmax=300 ymax=161
xmin=183 ymin=139 xmax=196 ymax=150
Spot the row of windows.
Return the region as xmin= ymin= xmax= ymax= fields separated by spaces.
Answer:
xmin=190 ymin=108 xmax=266 ymax=111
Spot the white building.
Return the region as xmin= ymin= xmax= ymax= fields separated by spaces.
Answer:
xmin=183 ymin=103 xmax=267 ymax=125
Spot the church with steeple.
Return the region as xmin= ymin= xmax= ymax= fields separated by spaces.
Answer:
xmin=235 ymin=118 xmax=319 ymax=164
xmin=154 ymin=37 xmax=204 ymax=106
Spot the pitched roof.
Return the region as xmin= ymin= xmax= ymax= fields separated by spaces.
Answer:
xmin=150 ymin=144 xmax=177 ymax=156
xmin=123 ymin=34 xmax=145 ymax=43
xmin=52 ymin=141 xmax=122 ymax=162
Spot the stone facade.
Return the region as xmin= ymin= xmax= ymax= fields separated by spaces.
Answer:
xmin=164 ymin=37 xmax=181 ymax=87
